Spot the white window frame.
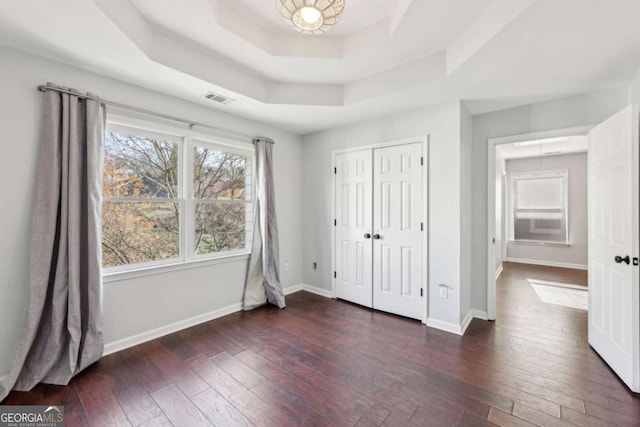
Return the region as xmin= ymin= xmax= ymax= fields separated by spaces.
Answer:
xmin=509 ymin=169 xmax=569 ymax=245
xmin=102 ymin=114 xmax=255 ymax=277
xmin=188 ymin=135 xmax=254 ymax=261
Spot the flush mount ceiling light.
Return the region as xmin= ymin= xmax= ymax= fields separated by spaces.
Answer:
xmin=275 ymin=0 xmax=346 ymax=35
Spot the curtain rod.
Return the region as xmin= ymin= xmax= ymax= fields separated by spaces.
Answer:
xmin=36 ymin=84 xmax=267 ymax=143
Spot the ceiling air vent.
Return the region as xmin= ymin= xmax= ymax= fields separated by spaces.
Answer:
xmin=202 ymin=92 xmax=236 ymax=105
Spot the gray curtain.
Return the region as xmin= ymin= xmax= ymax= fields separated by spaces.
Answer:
xmin=243 ymin=138 xmax=285 ymax=310
xmin=0 ymin=83 xmax=105 ymax=400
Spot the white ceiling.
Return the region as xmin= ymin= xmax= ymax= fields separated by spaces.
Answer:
xmin=0 ymin=0 xmax=639 ymax=135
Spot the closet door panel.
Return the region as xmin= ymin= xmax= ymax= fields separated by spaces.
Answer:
xmin=372 ymin=143 xmax=424 ymax=320
xmin=335 ymin=150 xmax=373 ymax=307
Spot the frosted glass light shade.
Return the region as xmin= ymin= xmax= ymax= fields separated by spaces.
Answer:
xmin=275 ymin=0 xmax=346 ymax=35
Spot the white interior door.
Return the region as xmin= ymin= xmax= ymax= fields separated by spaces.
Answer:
xmin=588 ymin=104 xmax=639 ymax=392
xmin=335 ymin=150 xmax=373 ymax=307
xmin=372 ymin=143 xmax=424 ymax=320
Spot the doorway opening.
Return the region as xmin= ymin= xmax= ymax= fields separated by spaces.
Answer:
xmin=486 ymin=126 xmax=592 ymax=320
xmin=487 ymin=105 xmax=640 ymax=392
xmin=493 ymin=133 xmax=589 ymax=319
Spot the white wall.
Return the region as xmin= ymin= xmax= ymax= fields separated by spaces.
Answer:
xmin=301 ymin=101 xmax=464 ymax=328
xmin=0 ymin=47 xmax=304 ymax=376
xmin=631 ymin=65 xmax=640 ymax=105
xmin=460 ymin=104 xmax=473 ymax=322
xmin=505 ymin=153 xmax=588 ymax=268
xmin=470 ymin=87 xmax=628 ymax=313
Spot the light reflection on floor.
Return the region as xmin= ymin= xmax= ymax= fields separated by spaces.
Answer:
xmin=528 ymin=278 xmax=588 ymax=311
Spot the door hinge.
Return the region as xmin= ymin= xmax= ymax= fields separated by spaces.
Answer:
xmin=420 ymin=222 xmax=424 ymax=231
xmin=334 ymin=271 xmax=337 ymax=278
xmin=334 ymin=219 xmax=337 ymax=226
xmin=420 ymin=157 xmax=424 ymax=166
xmin=420 ymin=288 xmax=423 ymax=297
xmin=334 ymin=167 xmax=337 ymax=174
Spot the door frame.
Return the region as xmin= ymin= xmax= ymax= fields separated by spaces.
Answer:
xmin=332 ymin=135 xmax=430 ymax=324
xmin=486 ymin=125 xmax=593 ymax=320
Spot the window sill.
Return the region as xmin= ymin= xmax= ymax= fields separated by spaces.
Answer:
xmin=103 ymin=253 xmax=250 ymax=283
xmin=509 ymin=240 xmax=571 ymax=248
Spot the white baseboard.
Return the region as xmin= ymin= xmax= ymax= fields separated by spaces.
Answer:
xmin=283 ymin=284 xmax=303 ymax=295
xmin=103 ymin=302 xmax=243 ymax=356
xmin=506 ymin=257 xmax=587 ymax=270
xmin=470 ymin=309 xmax=489 ymax=320
xmin=301 ymin=284 xmax=334 ymax=298
xmin=428 ymin=309 xmax=489 ymax=336
xmin=426 ymin=318 xmax=464 ymax=335
xmin=460 ymin=311 xmax=474 ymax=335
xmin=495 ymin=264 xmax=504 ymax=279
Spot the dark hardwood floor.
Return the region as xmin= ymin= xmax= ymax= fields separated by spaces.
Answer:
xmin=3 ymin=262 xmax=640 ymax=426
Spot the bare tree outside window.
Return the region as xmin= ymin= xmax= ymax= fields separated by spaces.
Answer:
xmin=102 ymin=131 xmax=180 ymax=267
xmin=193 ymin=145 xmax=249 ymax=255
xmin=102 ymin=129 xmax=252 ymax=269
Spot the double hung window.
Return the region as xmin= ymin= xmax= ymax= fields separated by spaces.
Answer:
xmin=102 ymin=117 xmax=253 ymax=271
xmin=510 ymin=170 xmax=569 ymax=244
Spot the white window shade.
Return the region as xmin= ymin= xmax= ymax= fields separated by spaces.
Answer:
xmin=511 ymin=171 xmax=568 ymax=243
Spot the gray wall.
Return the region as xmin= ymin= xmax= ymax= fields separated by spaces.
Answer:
xmin=505 ymin=152 xmax=588 ymax=268
xmin=460 ymin=104 xmax=473 ymax=321
xmin=470 ymin=87 xmax=629 ymax=313
xmin=0 ymin=47 xmax=304 ymax=376
xmin=631 ymin=66 xmax=640 ymax=105
xmin=302 ymin=101 xmax=464 ymax=326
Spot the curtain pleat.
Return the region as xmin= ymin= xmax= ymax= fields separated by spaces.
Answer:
xmin=0 ymin=83 xmax=104 ymax=400
xmin=243 ymin=138 xmax=285 ymax=310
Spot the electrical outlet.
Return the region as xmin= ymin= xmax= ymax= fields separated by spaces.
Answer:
xmin=439 ymin=286 xmax=448 ymax=298
xmin=283 ymin=261 xmax=290 ymax=272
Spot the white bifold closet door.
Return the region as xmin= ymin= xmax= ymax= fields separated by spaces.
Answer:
xmin=335 ymin=142 xmax=424 ymax=320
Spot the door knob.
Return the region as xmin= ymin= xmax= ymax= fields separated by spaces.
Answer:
xmin=373 ymin=234 xmax=381 ymax=240
xmin=615 ymin=255 xmax=630 ymax=265
xmin=364 ymin=233 xmax=371 ymax=239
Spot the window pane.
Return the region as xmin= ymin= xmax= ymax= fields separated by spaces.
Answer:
xmin=104 ymin=131 xmax=178 ymax=198
xmin=513 ymin=175 xmax=567 ymax=242
xmin=516 ymin=177 xmax=563 ymax=209
xmin=102 ymin=201 xmax=180 ymax=267
xmin=193 ymin=146 xmax=247 ymax=200
xmin=194 ymin=203 xmax=247 ymax=255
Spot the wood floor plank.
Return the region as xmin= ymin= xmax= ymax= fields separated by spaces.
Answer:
xmin=456 ymin=411 xmax=499 ymax=427
xmin=512 ymin=402 xmax=575 ymax=427
xmin=150 ymin=384 xmax=212 ymax=427
xmin=191 ymin=355 xmax=299 ymax=426
xmin=114 ymin=383 xmax=163 ymax=426
xmin=488 ymin=407 xmax=537 ymax=427
xmin=234 ymin=349 xmax=361 ymax=426
xmin=78 ymin=387 xmax=133 ymax=427
xmin=584 ymin=401 xmax=640 ymax=427
xmin=142 ymin=340 xmax=209 ymax=398
xmin=560 ymin=405 xmax=612 ymax=427
xmin=191 ymin=387 xmax=251 ymax=427
xmin=137 ymin=414 xmax=174 ymax=427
